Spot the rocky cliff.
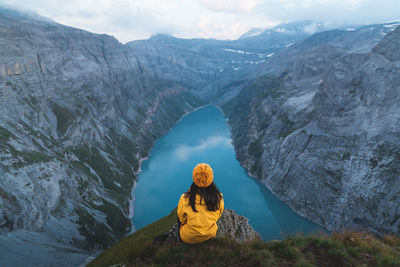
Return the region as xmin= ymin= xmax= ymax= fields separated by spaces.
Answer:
xmin=0 ymin=8 xmax=207 ymax=266
xmin=222 ymin=25 xmax=400 ymax=236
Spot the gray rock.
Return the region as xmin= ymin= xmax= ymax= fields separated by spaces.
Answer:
xmin=373 ymin=25 xmax=400 ymax=61
xmin=154 ymin=209 xmax=260 ymax=245
xmin=222 ymin=25 xmax=400 ymax=236
xmin=216 ymin=209 xmax=261 ymax=242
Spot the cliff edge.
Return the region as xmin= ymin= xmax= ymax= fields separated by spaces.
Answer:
xmin=87 ymin=210 xmax=400 ymax=267
xmin=88 ymin=209 xmax=259 ymax=266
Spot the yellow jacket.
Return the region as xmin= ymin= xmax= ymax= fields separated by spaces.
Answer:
xmin=177 ymin=193 xmax=224 ymax=244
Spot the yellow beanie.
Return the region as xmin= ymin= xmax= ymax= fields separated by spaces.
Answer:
xmin=192 ymin=163 xmax=213 ymax=188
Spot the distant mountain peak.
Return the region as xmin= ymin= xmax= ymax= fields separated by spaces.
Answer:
xmin=239 ymin=20 xmax=327 ymax=40
xmin=239 ymin=27 xmax=267 ymax=39
xmin=373 ymin=25 xmax=400 ymax=61
xmin=150 ymin=33 xmax=174 ymax=39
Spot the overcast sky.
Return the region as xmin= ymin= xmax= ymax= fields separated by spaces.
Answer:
xmin=1 ymin=0 xmax=399 ymax=43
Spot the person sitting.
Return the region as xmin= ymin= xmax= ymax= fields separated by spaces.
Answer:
xmin=177 ymin=163 xmax=224 ymax=244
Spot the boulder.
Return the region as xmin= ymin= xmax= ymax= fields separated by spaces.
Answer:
xmin=153 ymin=209 xmax=260 ymax=245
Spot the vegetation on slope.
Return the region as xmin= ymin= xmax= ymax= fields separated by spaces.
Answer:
xmin=88 ymin=210 xmax=177 ymax=267
xmin=89 ymin=210 xmax=400 ymax=267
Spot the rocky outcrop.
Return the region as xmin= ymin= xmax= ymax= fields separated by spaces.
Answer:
xmin=154 ymin=209 xmax=260 ymax=245
xmin=216 ymin=209 xmax=261 ymax=241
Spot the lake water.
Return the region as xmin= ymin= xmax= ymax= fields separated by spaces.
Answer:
xmin=133 ymin=105 xmax=324 ymax=240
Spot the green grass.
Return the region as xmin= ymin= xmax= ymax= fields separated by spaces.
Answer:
xmin=71 ymin=144 xmax=134 ymax=206
xmin=3 ymin=144 xmax=54 ymax=167
xmin=247 ymin=138 xmax=264 ymax=178
xmin=0 ymin=126 xmax=17 ymax=143
xmin=277 ymin=112 xmax=296 ymax=138
xmin=88 ymin=209 xmax=177 ymax=267
xmin=51 ymin=102 xmax=76 ymax=134
xmin=74 ymin=206 xmax=116 ymax=251
xmin=17 ymin=150 xmax=54 ymax=163
xmin=89 ymin=215 xmax=400 ymax=267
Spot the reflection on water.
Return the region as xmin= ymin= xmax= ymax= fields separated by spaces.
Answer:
xmin=133 ymin=105 xmax=325 ymax=240
xmin=257 ymin=181 xmax=326 ymax=237
xmin=175 ymin=136 xmax=231 ymax=161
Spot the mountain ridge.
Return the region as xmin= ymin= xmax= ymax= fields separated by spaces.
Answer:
xmin=221 ymin=24 xmax=400 ymax=236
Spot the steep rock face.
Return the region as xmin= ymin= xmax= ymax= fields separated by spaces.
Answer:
xmin=156 ymin=209 xmax=260 ymax=245
xmin=222 ymin=26 xmax=400 ymax=235
xmin=0 ymin=9 xmax=207 ymax=265
xmin=127 ymin=34 xmax=280 ymax=101
xmin=373 ymin=25 xmax=400 ymax=61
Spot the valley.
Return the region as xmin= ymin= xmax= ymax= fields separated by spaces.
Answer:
xmin=0 ymin=7 xmax=399 ymax=266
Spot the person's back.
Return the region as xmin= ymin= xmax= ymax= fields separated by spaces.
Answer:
xmin=177 ymin=163 xmax=224 ymax=244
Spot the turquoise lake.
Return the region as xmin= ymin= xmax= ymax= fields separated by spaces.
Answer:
xmin=133 ymin=105 xmax=324 ymax=240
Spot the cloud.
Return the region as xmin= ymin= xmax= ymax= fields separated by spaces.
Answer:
xmin=198 ymin=0 xmax=258 ymax=13
xmin=0 ymin=0 xmax=399 ymax=42
xmin=0 ymin=0 xmax=178 ymax=42
xmin=254 ymin=0 xmax=400 ymax=27
xmin=175 ymin=136 xmax=231 ymax=161
xmin=303 ymin=22 xmax=320 ymax=34
xmin=194 ymin=14 xmax=275 ymax=39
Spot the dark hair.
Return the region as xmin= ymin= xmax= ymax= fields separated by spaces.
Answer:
xmin=184 ymin=182 xmax=222 ymax=212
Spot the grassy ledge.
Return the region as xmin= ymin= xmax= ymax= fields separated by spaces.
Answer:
xmin=89 ymin=212 xmax=400 ymax=267
xmin=87 ymin=210 xmax=177 ymax=267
